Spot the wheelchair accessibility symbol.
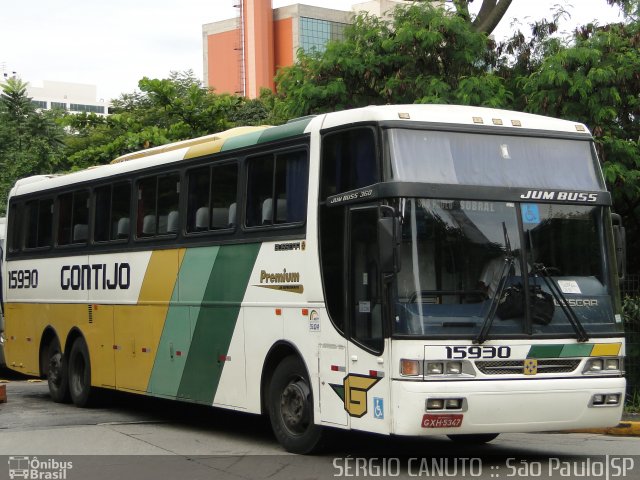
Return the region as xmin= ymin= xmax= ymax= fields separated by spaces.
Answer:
xmin=521 ymin=204 xmax=540 ymax=224
xmin=373 ymin=397 xmax=384 ymax=419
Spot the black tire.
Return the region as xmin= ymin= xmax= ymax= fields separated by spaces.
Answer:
xmin=268 ymin=355 xmax=324 ymax=454
xmin=447 ymin=433 xmax=499 ymax=444
xmin=68 ymin=337 xmax=95 ymax=407
xmin=45 ymin=339 xmax=71 ymax=404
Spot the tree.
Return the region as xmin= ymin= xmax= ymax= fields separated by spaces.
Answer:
xmin=274 ymin=3 xmax=511 ymax=118
xmin=0 ymin=78 xmax=66 ymax=214
xmin=63 ymin=71 xmax=272 ymax=170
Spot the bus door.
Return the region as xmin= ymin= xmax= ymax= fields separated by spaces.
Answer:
xmin=345 ymin=206 xmax=391 ymax=434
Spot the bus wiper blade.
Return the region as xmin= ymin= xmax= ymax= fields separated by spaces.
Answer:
xmin=533 ymin=263 xmax=589 ymax=342
xmin=474 ymin=256 xmax=513 ymax=345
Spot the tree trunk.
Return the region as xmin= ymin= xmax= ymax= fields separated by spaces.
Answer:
xmin=472 ymin=0 xmax=513 ymax=34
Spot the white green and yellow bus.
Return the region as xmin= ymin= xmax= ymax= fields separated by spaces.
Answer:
xmin=2 ymin=105 xmax=626 ymax=453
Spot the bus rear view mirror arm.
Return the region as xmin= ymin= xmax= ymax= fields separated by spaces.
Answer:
xmin=612 ymin=213 xmax=626 ymax=281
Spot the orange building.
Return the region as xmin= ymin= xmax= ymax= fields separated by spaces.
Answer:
xmin=203 ymin=1 xmax=354 ymax=98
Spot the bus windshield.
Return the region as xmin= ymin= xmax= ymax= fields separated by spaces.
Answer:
xmin=387 ymin=128 xmax=604 ymax=190
xmin=393 ymin=198 xmax=618 ymax=338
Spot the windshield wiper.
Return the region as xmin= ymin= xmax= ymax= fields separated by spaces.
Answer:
xmin=475 ymin=222 xmax=514 ymax=344
xmin=532 ymin=263 xmax=590 ymax=342
xmin=474 ymin=256 xmax=514 ymax=344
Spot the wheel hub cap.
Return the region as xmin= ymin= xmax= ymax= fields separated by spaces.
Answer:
xmin=281 ymin=380 xmax=309 ymax=434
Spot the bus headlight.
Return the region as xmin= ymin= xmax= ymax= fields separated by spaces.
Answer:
xmin=446 ymin=362 xmax=462 ymax=375
xmin=426 ymin=362 xmax=444 ymax=375
xmin=583 ymin=357 xmax=622 ymax=374
xmin=605 ymin=358 xmax=620 ymax=370
xmin=585 ymin=358 xmax=603 ymax=372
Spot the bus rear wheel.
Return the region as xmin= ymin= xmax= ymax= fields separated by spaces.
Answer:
xmin=68 ymin=337 xmax=95 ymax=407
xmin=46 ymin=340 xmax=70 ymax=403
xmin=447 ymin=433 xmax=499 ymax=444
xmin=268 ymin=355 xmax=324 ymax=454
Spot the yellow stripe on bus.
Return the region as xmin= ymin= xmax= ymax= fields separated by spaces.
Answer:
xmin=113 ymin=249 xmax=186 ymax=392
xmin=591 ymin=343 xmax=621 ymax=357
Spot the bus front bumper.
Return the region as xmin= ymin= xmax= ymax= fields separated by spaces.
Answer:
xmin=392 ymin=377 xmax=625 ymax=436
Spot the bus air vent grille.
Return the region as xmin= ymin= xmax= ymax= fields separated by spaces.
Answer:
xmin=475 ymin=359 xmax=581 ymax=375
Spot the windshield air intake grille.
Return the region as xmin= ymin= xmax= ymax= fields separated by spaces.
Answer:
xmin=475 ymin=359 xmax=581 ymax=375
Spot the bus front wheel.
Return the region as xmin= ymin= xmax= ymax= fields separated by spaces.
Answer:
xmin=68 ymin=337 xmax=95 ymax=407
xmin=268 ymin=355 xmax=324 ymax=454
xmin=46 ymin=340 xmax=70 ymax=404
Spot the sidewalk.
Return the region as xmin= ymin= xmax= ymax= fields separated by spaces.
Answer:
xmin=567 ymin=413 xmax=640 ymax=437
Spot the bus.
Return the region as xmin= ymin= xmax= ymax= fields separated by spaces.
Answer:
xmin=0 ymin=216 xmax=5 ymax=367
xmin=2 ymin=105 xmax=626 ymax=453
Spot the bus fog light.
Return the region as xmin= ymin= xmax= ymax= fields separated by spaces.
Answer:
xmin=605 ymin=358 xmax=620 ymax=371
xmin=592 ymin=394 xmax=605 ymax=405
xmin=446 ymin=362 xmax=462 ymax=375
xmin=426 ymin=362 xmax=444 ymax=375
xmin=400 ymin=359 xmax=422 ymax=376
xmin=606 ymin=394 xmax=621 ymax=405
xmin=445 ymin=398 xmax=462 ymax=410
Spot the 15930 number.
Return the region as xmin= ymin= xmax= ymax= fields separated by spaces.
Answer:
xmin=445 ymin=345 xmax=511 ymax=359
xmin=8 ymin=269 xmax=39 ymax=289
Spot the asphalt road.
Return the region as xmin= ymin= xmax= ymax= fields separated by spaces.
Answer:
xmin=1 ymin=370 xmax=639 ymax=480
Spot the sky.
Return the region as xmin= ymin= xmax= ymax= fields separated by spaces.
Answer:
xmin=0 ymin=0 xmax=626 ymax=101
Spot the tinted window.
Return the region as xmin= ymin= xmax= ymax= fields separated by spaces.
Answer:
xmin=246 ymin=150 xmax=308 ymax=227
xmin=186 ymin=163 xmax=238 ymax=233
xmin=321 ymin=128 xmax=377 ymax=198
xmin=25 ymin=199 xmax=53 ymax=249
xmin=57 ymin=190 xmax=89 ymax=245
xmin=137 ymin=174 xmax=179 ymax=238
xmin=95 ymin=182 xmax=131 ymax=242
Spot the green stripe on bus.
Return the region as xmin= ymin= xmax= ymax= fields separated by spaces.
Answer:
xmin=559 ymin=344 xmax=594 ymax=357
xmin=220 ymin=130 xmax=265 ymax=152
xmin=257 ymin=118 xmax=313 ymax=144
xmin=527 ymin=345 xmax=564 ymax=358
xmin=148 ymin=246 xmax=220 ymax=398
xmin=177 ymin=243 xmax=260 ymax=404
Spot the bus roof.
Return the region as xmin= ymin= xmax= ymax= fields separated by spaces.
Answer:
xmin=10 ymin=105 xmax=591 ymax=198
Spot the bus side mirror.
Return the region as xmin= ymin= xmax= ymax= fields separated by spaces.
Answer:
xmin=612 ymin=213 xmax=626 ymax=281
xmin=378 ymin=216 xmax=401 ymax=274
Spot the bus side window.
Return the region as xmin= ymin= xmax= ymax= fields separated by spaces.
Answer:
xmin=246 ymin=151 xmax=307 ymax=227
xmin=211 ymin=163 xmax=238 ymax=229
xmin=7 ymin=203 xmax=21 ymax=253
xmin=321 ymin=128 xmax=377 ymax=198
xmin=136 ymin=174 xmax=179 ymax=238
xmin=24 ymin=199 xmax=53 ymax=249
xmin=95 ymin=182 xmax=131 ymax=242
xmin=157 ymin=174 xmax=180 ymax=235
xmin=246 ymin=155 xmax=274 ymax=227
xmin=112 ymin=183 xmax=131 ymax=240
xmin=57 ymin=190 xmax=89 ymax=246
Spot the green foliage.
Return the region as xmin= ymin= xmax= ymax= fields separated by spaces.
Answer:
xmin=274 ymin=3 xmax=511 ymax=117
xmin=0 ymin=79 xmax=67 ymax=214
xmin=62 ymin=70 xmax=272 ymax=170
xmin=622 ymin=296 xmax=640 ymax=402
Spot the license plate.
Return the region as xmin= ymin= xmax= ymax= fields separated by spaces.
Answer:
xmin=421 ymin=414 xmax=463 ymax=428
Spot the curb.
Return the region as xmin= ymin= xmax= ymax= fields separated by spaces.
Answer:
xmin=566 ymin=422 xmax=640 ymax=437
